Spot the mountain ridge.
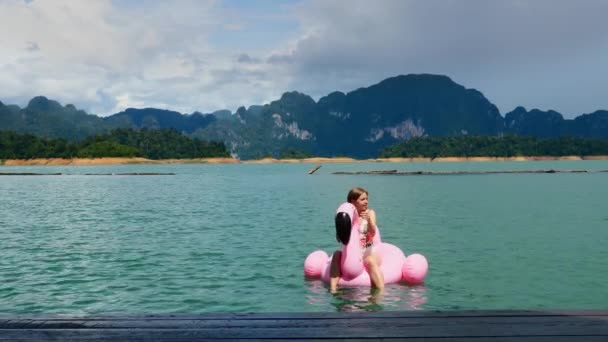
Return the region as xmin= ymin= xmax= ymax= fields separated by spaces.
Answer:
xmin=1 ymin=74 xmax=606 ymax=159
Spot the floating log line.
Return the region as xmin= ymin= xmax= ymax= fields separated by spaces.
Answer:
xmin=0 ymin=172 xmax=176 ymax=176
xmin=307 ymin=164 xmax=322 ymax=174
xmin=333 ymin=169 xmax=608 ymax=175
xmin=0 ymin=172 xmax=63 ymax=176
xmin=85 ymin=173 xmax=176 ymax=176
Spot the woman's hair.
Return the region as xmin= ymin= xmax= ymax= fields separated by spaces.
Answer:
xmin=347 ymin=187 xmax=368 ymax=203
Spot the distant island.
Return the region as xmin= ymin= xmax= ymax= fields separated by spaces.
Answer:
xmin=1 ymin=73 xmax=607 ymax=160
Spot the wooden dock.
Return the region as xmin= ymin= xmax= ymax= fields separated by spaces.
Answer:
xmin=1 ymin=310 xmax=607 ymax=341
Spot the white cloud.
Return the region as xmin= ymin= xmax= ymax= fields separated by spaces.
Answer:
xmin=0 ymin=0 xmax=294 ymax=115
xmin=283 ymin=0 xmax=608 ymax=117
xmin=1 ymin=0 xmax=607 ymax=118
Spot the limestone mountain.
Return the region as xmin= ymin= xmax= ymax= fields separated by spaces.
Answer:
xmin=1 ymin=74 xmax=607 ymax=159
xmin=0 ymin=99 xmax=218 ymax=141
xmin=571 ymin=110 xmax=608 ymax=138
xmin=0 ymin=96 xmax=105 ymax=140
xmin=194 ymin=74 xmax=505 ymax=159
xmin=505 ymin=107 xmax=608 ymax=138
xmin=104 ymin=108 xmax=216 ymax=134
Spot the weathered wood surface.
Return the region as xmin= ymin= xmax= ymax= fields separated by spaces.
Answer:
xmin=333 ymin=169 xmax=608 ymax=175
xmin=1 ymin=310 xmax=607 ymax=341
xmin=307 ymin=165 xmax=322 ymax=174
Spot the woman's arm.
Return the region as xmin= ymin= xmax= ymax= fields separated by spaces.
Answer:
xmin=368 ymin=209 xmax=377 ymax=235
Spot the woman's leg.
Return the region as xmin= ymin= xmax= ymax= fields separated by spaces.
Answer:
xmin=329 ymin=251 xmax=342 ymax=293
xmin=364 ymin=252 xmax=384 ymax=290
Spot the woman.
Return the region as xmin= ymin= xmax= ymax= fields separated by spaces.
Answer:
xmin=330 ymin=187 xmax=384 ymax=293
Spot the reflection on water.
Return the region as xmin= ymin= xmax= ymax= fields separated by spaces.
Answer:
xmin=305 ymin=280 xmax=428 ymax=312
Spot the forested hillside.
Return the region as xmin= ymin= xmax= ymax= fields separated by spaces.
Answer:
xmin=2 ymin=74 xmax=607 ymax=159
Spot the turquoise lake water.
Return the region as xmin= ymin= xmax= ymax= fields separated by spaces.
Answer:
xmin=1 ymin=160 xmax=607 ymax=314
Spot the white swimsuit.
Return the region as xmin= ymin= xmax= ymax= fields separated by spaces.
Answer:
xmin=359 ymin=219 xmax=374 ymax=257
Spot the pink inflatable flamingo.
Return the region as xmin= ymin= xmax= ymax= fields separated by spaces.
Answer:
xmin=304 ymin=202 xmax=428 ymax=286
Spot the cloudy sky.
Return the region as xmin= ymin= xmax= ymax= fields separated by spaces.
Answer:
xmin=1 ymin=0 xmax=606 ymax=118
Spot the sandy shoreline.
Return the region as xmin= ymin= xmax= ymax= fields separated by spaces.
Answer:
xmin=2 ymin=155 xmax=608 ymax=166
xmin=0 ymin=157 xmax=240 ymax=166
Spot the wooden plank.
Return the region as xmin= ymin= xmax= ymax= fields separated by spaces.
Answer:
xmin=2 ymin=315 xmax=607 ymax=329
xmin=1 ymin=320 xmax=608 ymax=338
xmin=1 ymin=311 xmax=607 ymax=341
xmin=307 ymin=165 xmax=322 ymax=174
xmin=1 ymin=337 xmax=607 ymax=342
xmin=9 ymin=309 xmax=607 ymax=321
xmin=0 ymin=324 xmax=607 ymax=340
xmin=0 ymin=337 xmax=606 ymax=342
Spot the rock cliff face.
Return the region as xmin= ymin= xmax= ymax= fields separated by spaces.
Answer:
xmin=104 ymin=108 xmax=216 ymax=134
xmin=195 ymin=74 xmax=506 ymax=159
xmin=569 ymin=110 xmax=608 ymax=138
xmin=504 ymin=107 xmax=608 ymax=139
xmin=1 ymin=74 xmax=607 ymax=159
xmin=0 ymin=96 xmax=105 ymax=140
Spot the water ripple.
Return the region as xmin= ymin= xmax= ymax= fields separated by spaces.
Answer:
xmin=1 ymin=161 xmax=608 ymax=313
